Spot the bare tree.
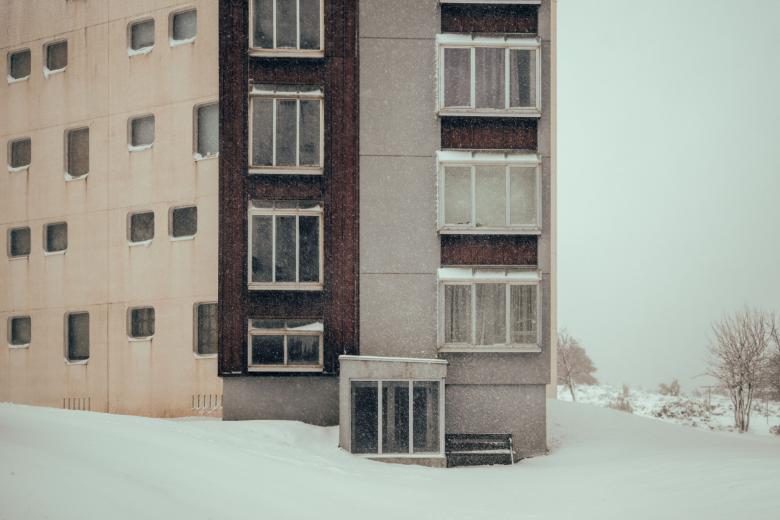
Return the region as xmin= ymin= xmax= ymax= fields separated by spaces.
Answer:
xmin=707 ymin=308 xmax=773 ymax=432
xmin=557 ymin=330 xmax=598 ymax=401
xmin=765 ymin=322 xmax=780 ymax=400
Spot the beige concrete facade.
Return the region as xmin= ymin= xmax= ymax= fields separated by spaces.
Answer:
xmin=0 ymin=0 xmax=221 ymax=417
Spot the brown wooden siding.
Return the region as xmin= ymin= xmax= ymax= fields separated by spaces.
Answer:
xmin=218 ymin=0 xmax=359 ymax=376
xmin=441 ymin=117 xmax=537 ymax=150
xmin=440 ymin=235 xmax=537 ymax=266
xmin=441 ymin=4 xmax=537 ymax=34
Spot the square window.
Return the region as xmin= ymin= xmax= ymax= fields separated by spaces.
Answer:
xmin=9 ymin=316 xmax=31 ymax=346
xmin=9 ymin=138 xmax=31 ymax=169
xmin=129 ymin=19 xmax=155 ymax=51
xmin=170 ymin=206 xmax=197 ymax=238
xmin=128 ymin=307 xmax=155 ymax=339
xmin=66 ymin=128 xmax=89 ymax=178
xmin=8 ymin=49 xmax=31 ymax=80
xmin=171 ymin=9 xmax=197 ymax=43
xmin=66 ymin=312 xmax=89 ymax=361
xmin=45 ymin=40 xmax=67 ymax=73
xmin=248 ymin=319 xmax=323 ymax=369
xmin=8 ymin=227 xmax=31 ymax=257
xmin=128 ymin=211 xmax=154 ymax=243
xmin=44 ymin=222 xmax=67 ymax=253
xmin=129 ymin=115 xmax=154 ymax=149
xmin=251 ymin=0 xmax=322 ymax=53
xmin=195 ymin=303 xmax=217 ymax=355
xmin=195 ymin=103 xmax=218 ymax=157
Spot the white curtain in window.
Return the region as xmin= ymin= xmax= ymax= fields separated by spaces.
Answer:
xmin=475 ymin=284 xmax=506 ymax=345
xmin=445 ymin=285 xmax=471 ymax=343
xmin=475 ymin=48 xmax=505 ymax=109
xmin=511 ymin=285 xmax=537 ymax=344
xmin=443 ymin=48 xmax=471 ymax=107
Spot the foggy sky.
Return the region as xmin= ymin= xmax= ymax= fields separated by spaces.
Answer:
xmin=558 ymin=0 xmax=780 ymax=390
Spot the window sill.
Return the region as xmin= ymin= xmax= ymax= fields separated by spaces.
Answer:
xmin=248 ymin=283 xmax=323 ymax=292
xmin=8 ymin=165 xmax=29 ymax=173
xmin=248 ymin=48 xmax=324 ymax=59
xmin=128 ymin=239 xmax=153 ymax=247
xmin=43 ymin=67 xmax=66 ymax=79
xmin=65 ymin=358 xmax=88 ymax=365
xmin=248 ymin=166 xmax=324 ymax=176
xmin=8 ymin=344 xmax=30 ymax=349
xmin=7 ymin=75 xmax=30 ymax=84
xmin=193 ymin=152 xmax=218 ymax=162
xmin=194 ymin=353 xmax=217 ymax=360
xmin=128 ymin=336 xmax=153 ymax=343
xmin=438 ymin=109 xmax=541 ymax=119
xmin=356 ymin=453 xmax=446 ymax=459
xmin=248 ymin=366 xmax=324 ymax=373
xmin=43 ymin=250 xmax=67 ymax=257
xmin=8 ymin=255 xmax=30 ymax=261
xmin=64 ymin=172 xmax=88 ymax=181
xmin=128 ymin=46 xmax=153 ymax=57
xmin=128 ymin=143 xmax=153 ymax=152
xmin=438 ymin=227 xmax=541 ymax=236
xmin=170 ymin=37 xmax=196 ymax=47
xmin=439 ymin=345 xmax=541 ymax=354
xmin=170 ymin=235 xmax=196 ymax=242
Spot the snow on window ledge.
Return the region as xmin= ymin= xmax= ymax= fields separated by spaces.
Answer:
xmin=43 ymin=66 xmax=65 ymax=79
xmin=128 ymin=336 xmax=154 ymax=343
xmin=43 ymin=250 xmax=67 ymax=257
xmin=438 ymin=345 xmax=542 ymax=354
xmin=64 ymin=172 xmax=88 ymax=181
xmin=128 ymin=46 xmax=153 ymax=57
xmin=128 ymin=143 xmax=153 ymax=153
xmin=193 ymin=353 xmax=218 ymax=360
xmin=193 ymin=152 xmax=218 ymax=162
xmin=8 ymin=343 xmax=30 ymax=350
xmin=7 ymin=74 xmax=29 ymax=84
xmin=170 ymin=37 xmax=196 ymax=48
xmin=128 ymin=239 xmax=153 ymax=248
xmin=64 ymin=358 xmax=88 ymax=366
xmin=7 ymin=165 xmax=29 ymax=173
xmin=170 ymin=235 xmax=196 ymax=242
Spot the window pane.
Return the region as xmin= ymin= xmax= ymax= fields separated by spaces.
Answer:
xmin=275 ymin=100 xmax=297 ymax=166
xmin=443 ymin=167 xmax=471 ymax=225
xmin=9 ymin=227 xmax=30 ymax=257
xmin=445 ymin=285 xmax=471 ymax=343
xmin=46 ymin=223 xmax=67 ymax=252
xmin=67 ymin=128 xmax=89 ymax=177
xmin=172 ymin=207 xmax=197 ymax=237
xmin=253 ymin=0 xmax=273 ymax=48
xmin=252 ymin=99 xmax=274 ymax=166
xmin=511 ymin=285 xmax=537 ymax=344
xmin=298 ymin=100 xmax=320 ymax=166
xmin=130 ymin=212 xmax=154 ymax=242
xmin=46 ymin=41 xmax=67 ymax=71
xmin=276 ymin=0 xmax=297 ymax=48
xmin=10 ymin=317 xmax=31 ymax=345
xmin=67 ymin=313 xmax=89 ymax=361
xmin=9 ymin=49 xmax=31 ymax=79
xmin=197 ymin=104 xmax=218 ymax=156
xmin=287 ymin=335 xmax=319 ymax=365
xmin=510 ymin=167 xmax=537 ymax=226
xmin=130 ymin=308 xmax=155 ymax=338
xmin=130 ymin=20 xmax=155 ymax=50
xmin=475 ymin=166 xmax=506 ymax=227
xmin=275 ymin=216 xmax=296 ymax=282
xmin=10 ymin=138 xmax=31 ymax=168
xmin=172 ymin=10 xmax=197 ymax=41
xmin=475 ymin=47 xmax=505 ymax=109
xmin=443 ymin=48 xmax=471 ymax=107
xmin=351 ymin=381 xmax=378 ymax=454
xmin=131 ymin=116 xmax=155 ymax=147
xmin=299 ymin=0 xmax=321 ymax=50
xmin=251 ymin=335 xmax=284 ymax=365
xmin=382 ymin=381 xmax=409 ymax=454
xmin=197 ymin=303 xmax=218 ymax=355
xmin=475 ymin=284 xmax=506 ymax=346
xmin=510 ymin=49 xmax=536 ymax=108
xmin=413 ymin=382 xmax=440 ymax=453
xmin=298 ymin=216 xmax=319 ymax=283
xmin=251 ymin=216 xmax=273 ymax=282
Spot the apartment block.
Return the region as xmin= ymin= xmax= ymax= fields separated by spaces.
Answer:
xmin=0 ymin=0 xmax=221 ymax=417
xmin=218 ymin=0 xmax=556 ymax=466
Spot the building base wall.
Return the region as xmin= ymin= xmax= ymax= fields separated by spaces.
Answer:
xmin=223 ymin=376 xmax=339 ymax=425
xmin=445 ymin=383 xmax=547 ymax=461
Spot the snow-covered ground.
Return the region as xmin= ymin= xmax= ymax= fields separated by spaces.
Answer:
xmin=1 ymin=401 xmax=779 ymax=520
xmin=558 ymin=384 xmax=780 ymax=435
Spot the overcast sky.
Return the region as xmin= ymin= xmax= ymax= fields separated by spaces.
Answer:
xmin=557 ymin=0 xmax=780 ymax=390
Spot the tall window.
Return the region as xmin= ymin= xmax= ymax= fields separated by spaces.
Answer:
xmin=350 ymin=380 xmax=442 ymax=455
xmin=438 ymin=152 xmax=541 ymax=233
xmin=438 ymin=35 xmax=540 ymax=116
xmin=439 ymin=269 xmax=540 ymax=350
xmin=7 ymin=48 xmax=30 ymax=81
xmin=8 ymin=138 xmax=31 ymax=170
xmin=170 ymin=206 xmax=197 ymax=238
xmin=248 ymin=200 xmax=323 ymax=290
xmin=170 ymin=9 xmax=197 ymax=45
xmin=128 ymin=307 xmax=155 ymax=339
xmin=195 ymin=303 xmax=218 ymax=356
xmin=251 ymin=0 xmax=323 ymax=55
xmin=8 ymin=316 xmax=31 ymax=347
xmin=248 ymin=319 xmax=323 ymax=370
xmin=65 ymin=127 xmax=89 ymax=178
xmin=66 ymin=312 xmax=89 ymax=362
xmin=195 ymin=103 xmax=218 ymax=158
xmin=44 ymin=40 xmax=67 ymax=75
xmin=129 ymin=19 xmax=155 ymax=53
xmin=8 ymin=227 xmax=31 ymax=257
xmin=44 ymin=222 xmax=68 ymax=253
xmin=249 ymin=84 xmax=323 ymax=174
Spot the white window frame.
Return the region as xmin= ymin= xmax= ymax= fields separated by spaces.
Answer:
xmin=437 ymin=150 xmax=541 ymax=234
xmin=247 ymin=320 xmax=324 ymax=372
xmin=43 ymin=39 xmax=67 ymax=78
xmin=7 ymin=137 xmax=31 ymax=172
xmin=127 ymin=306 xmax=155 ymax=342
xmin=8 ymin=315 xmax=31 ymax=349
xmin=436 ymin=34 xmax=542 ymax=118
xmin=247 ymin=201 xmax=324 ymax=291
xmin=248 ymin=84 xmax=324 ymax=175
xmin=127 ymin=210 xmax=155 ymax=246
xmin=7 ymin=47 xmax=31 ymax=84
xmin=169 ymin=8 xmax=197 ymax=47
xmin=127 ymin=17 xmax=155 ymax=57
xmin=348 ymin=378 xmax=446 ymax=458
xmin=169 ymin=205 xmax=198 ymax=241
xmin=437 ymin=268 xmax=541 ymax=353
xmin=193 ymin=101 xmax=219 ymax=161
xmin=193 ymin=302 xmax=218 ymax=358
xmin=248 ymin=0 xmax=325 ymax=57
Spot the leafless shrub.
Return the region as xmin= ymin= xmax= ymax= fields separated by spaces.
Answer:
xmin=658 ymin=378 xmax=681 ymax=396
xmin=770 ymin=425 xmax=780 ymax=436
xmin=556 ymin=330 xmax=598 ymax=402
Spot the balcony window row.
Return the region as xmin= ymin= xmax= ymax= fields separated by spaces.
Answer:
xmin=250 ymin=0 xmax=323 ymax=56
xmin=5 ymin=9 xmax=196 ymax=82
xmin=5 ymin=103 xmax=217 ymax=173
xmin=248 ymin=319 xmax=323 ymax=371
xmin=6 ymin=303 xmax=217 ymax=358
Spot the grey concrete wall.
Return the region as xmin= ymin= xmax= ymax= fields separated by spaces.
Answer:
xmin=223 ymin=377 xmax=338 ymax=425
xmin=358 ymin=0 xmax=440 ymax=360
xmin=445 ymin=384 xmax=547 ymax=460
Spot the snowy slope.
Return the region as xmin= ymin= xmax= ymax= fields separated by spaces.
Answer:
xmin=1 ymin=401 xmax=779 ymax=520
